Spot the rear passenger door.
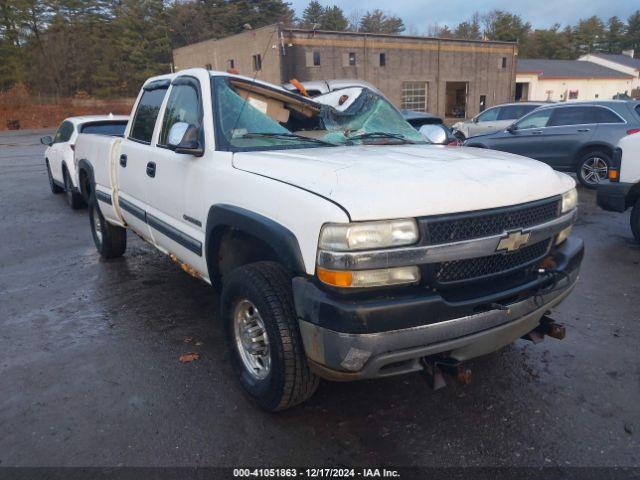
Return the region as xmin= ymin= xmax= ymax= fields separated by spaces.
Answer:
xmin=117 ymin=81 xmax=169 ymax=240
xmin=542 ymin=106 xmax=598 ymax=168
xmin=145 ymin=76 xmax=206 ymax=266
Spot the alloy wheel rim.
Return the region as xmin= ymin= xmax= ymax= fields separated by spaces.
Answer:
xmin=92 ymin=207 xmax=103 ymax=244
xmin=233 ymin=299 xmax=271 ymax=380
xmin=581 ymin=157 xmax=608 ymax=184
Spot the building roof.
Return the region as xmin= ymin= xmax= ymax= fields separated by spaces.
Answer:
xmin=517 ymin=58 xmax=634 ymax=79
xmin=589 ymin=53 xmax=640 ymax=70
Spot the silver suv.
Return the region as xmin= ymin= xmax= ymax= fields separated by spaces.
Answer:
xmin=452 ymin=102 xmax=545 ymax=140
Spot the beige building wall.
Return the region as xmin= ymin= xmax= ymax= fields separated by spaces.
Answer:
xmin=173 ymin=25 xmax=283 ymax=85
xmin=516 ymin=74 xmax=636 ymax=101
xmin=280 ymin=30 xmax=517 ymax=118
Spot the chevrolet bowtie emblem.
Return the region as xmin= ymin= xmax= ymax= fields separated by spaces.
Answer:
xmin=496 ymin=230 xmax=531 ymax=252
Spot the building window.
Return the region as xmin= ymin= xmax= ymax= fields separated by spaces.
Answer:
xmin=252 ymin=54 xmax=261 ymax=71
xmin=313 ymin=51 xmax=321 ymax=66
xmin=349 ymin=52 xmax=356 ymax=66
xmin=479 ymin=95 xmax=486 ymax=112
xmin=379 ymin=53 xmax=386 ymax=67
xmin=501 ymin=57 xmax=507 ymax=68
xmin=569 ymin=90 xmax=579 ymax=100
xmin=205 ymin=63 xmax=212 ymax=70
xmin=228 ymin=59 xmax=235 ymax=69
xmin=401 ymin=81 xmax=428 ymax=112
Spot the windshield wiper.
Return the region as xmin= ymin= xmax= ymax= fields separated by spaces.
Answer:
xmin=240 ymin=132 xmax=336 ymax=146
xmin=346 ymin=131 xmax=416 ymax=144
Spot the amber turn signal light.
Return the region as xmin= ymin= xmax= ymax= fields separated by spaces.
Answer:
xmin=609 ymin=169 xmax=618 ymax=181
xmin=317 ymin=267 xmax=353 ymax=287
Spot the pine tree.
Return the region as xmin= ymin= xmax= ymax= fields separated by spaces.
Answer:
xmin=321 ymin=5 xmax=348 ymax=31
xmin=606 ymin=16 xmax=626 ymax=53
xmin=626 ymin=10 xmax=640 ymax=57
xmin=359 ymin=9 xmax=404 ymax=34
xmin=300 ymin=1 xmax=324 ymax=29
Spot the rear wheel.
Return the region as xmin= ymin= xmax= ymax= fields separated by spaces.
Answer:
xmin=631 ymin=198 xmax=640 ymax=244
xmin=46 ymin=161 xmax=63 ymax=194
xmin=577 ymin=150 xmax=610 ymax=189
xmin=221 ymin=262 xmax=319 ymax=411
xmin=64 ymin=168 xmax=85 ymax=209
xmin=89 ymin=193 xmax=126 ymax=259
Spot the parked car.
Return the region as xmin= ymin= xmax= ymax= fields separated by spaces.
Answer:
xmin=451 ymin=102 xmax=545 ymax=141
xmin=596 ymin=132 xmax=640 ymax=242
xmin=282 ymin=78 xmax=382 ymax=97
xmin=74 ymin=69 xmax=582 ymax=411
xmin=464 ymin=101 xmax=640 ymax=188
xmin=41 ymin=115 xmax=128 ymax=208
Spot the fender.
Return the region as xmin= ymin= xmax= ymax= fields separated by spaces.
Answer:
xmin=205 ymin=204 xmax=306 ymax=281
xmin=77 ymin=159 xmax=95 ymax=201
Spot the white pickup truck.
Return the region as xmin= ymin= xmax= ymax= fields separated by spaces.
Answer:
xmin=75 ymin=69 xmax=583 ymax=411
xmin=597 ymin=132 xmax=640 ymax=242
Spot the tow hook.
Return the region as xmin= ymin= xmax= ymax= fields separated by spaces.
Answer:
xmin=420 ymin=356 xmax=472 ymax=391
xmin=522 ymin=315 xmax=566 ymax=344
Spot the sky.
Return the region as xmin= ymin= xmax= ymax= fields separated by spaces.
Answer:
xmin=288 ymin=0 xmax=639 ymax=33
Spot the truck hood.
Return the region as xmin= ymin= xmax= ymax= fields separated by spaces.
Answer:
xmin=232 ymin=145 xmax=575 ymax=220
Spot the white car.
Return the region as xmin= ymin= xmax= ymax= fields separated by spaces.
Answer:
xmin=451 ymin=102 xmax=545 ymax=140
xmin=597 ymin=132 xmax=640 ymax=241
xmin=74 ymin=69 xmax=582 ymax=411
xmin=41 ymin=115 xmax=128 ymax=208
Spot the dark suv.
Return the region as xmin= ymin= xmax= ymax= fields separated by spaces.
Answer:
xmin=464 ymin=101 xmax=640 ymax=188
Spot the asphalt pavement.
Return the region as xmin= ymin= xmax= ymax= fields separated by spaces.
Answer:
xmin=0 ymin=129 xmax=638 ymax=471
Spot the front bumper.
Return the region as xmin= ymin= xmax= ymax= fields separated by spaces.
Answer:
xmin=597 ymin=181 xmax=633 ymax=212
xmin=293 ymin=237 xmax=583 ymax=381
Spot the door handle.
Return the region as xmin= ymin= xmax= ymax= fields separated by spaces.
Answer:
xmin=577 ymin=128 xmax=590 ymax=132
xmin=532 ymin=130 xmax=543 ymax=135
xmin=119 ymin=154 xmax=127 ymax=167
xmin=146 ymin=161 xmax=156 ymax=178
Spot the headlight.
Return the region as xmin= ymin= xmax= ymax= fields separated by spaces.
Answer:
xmin=318 ymin=219 xmax=418 ymax=251
xmin=317 ymin=266 xmax=421 ymax=288
xmin=561 ymin=188 xmax=578 ymax=213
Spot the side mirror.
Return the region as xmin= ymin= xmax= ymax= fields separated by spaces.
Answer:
xmin=167 ymin=122 xmax=204 ymax=156
xmin=506 ymin=124 xmax=517 ymax=133
xmin=418 ymin=124 xmax=448 ymax=144
xmin=40 ymin=135 xmax=53 ymax=146
xmin=472 ymin=117 xmax=479 ymax=123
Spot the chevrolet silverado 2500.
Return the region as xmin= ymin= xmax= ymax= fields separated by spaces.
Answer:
xmin=74 ymin=69 xmax=583 ymax=411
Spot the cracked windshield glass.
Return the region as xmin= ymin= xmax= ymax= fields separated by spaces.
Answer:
xmin=214 ymin=77 xmax=427 ymax=151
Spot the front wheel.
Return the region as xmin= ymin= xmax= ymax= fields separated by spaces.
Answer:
xmin=577 ymin=150 xmax=610 ymax=189
xmin=89 ymin=193 xmax=126 ymax=259
xmin=46 ymin=161 xmax=63 ymax=194
xmin=221 ymin=262 xmax=319 ymax=411
xmin=631 ymin=198 xmax=640 ymax=244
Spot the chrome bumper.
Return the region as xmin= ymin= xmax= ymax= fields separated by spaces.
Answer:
xmin=299 ymin=270 xmax=578 ymax=381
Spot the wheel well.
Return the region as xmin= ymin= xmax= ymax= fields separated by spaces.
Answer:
xmin=208 ymin=227 xmax=280 ymax=287
xmin=627 ymin=183 xmax=640 ymax=209
xmin=575 ymin=144 xmax=613 ymax=166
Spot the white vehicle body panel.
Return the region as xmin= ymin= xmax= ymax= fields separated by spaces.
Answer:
xmin=232 ymin=145 xmax=575 ymax=220
xmin=619 ymin=133 xmax=640 ymax=183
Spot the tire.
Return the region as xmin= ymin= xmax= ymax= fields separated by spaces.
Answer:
xmin=221 ymin=262 xmax=319 ymax=411
xmin=63 ymin=168 xmax=85 ymax=209
xmin=576 ymin=150 xmax=611 ymax=189
xmin=46 ymin=160 xmax=63 ymax=194
xmin=88 ymin=192 xmax=127 ymax=259
xmin=631 ymin=198 xmax=640 ymax=244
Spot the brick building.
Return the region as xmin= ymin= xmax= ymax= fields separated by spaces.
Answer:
xmin=173 ymin=24 xmax=518 ymax=119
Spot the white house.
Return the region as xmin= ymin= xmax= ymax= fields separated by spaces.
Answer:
xmin=579 ymin=51 xmax=640 ymax=95
xmin=515 ymin=58 xmax=636 ymax=102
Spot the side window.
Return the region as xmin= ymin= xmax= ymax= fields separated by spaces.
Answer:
xmin=476 ymin=107 xmax=499 ymax=122
xmin=515 ymin=109 xmax=553 ymax=129
xmin=53 ymin=121 xmax=74 ymax=143
xmin=159 ymin=82 xmax=202 ymax=146
xmin=594 ymin=107 xmax=624 ymax=124
xmin=498 ymin=105 xmax=537 ymax=120
xmin=548 ymin=106 xmax=593 ymax=127
xmin=130 ymin=87 xmax=168 ymax=143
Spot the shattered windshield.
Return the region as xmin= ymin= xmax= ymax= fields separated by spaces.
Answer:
xmin=212 ymin=77 xmax=427 ymax=152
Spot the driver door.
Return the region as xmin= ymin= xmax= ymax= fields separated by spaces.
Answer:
xmin=145 ymin=76 xmax=206 ymax=267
